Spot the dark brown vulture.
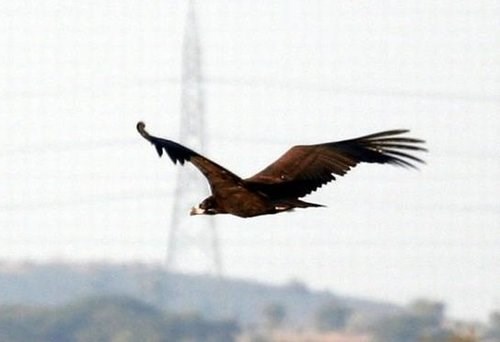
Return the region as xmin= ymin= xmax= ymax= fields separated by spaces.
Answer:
xmin=137 ymin=122 xmax=426 ymax=218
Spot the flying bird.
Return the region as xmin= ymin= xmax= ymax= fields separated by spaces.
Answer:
xmin=137 ymin=122 xmax=425 ymax=218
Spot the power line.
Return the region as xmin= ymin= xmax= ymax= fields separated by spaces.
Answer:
xmin=2 ymin=74 xmax=497 ymax=104
xmin=3 ymin=134 xmax=499 ymax=162
xmin=203 ymin=76 xmax=500 ymax=104
xmin=0 ymin=138 xmax=138 ymax=157
xmin=0 ymin=190 xmax=172 ymax=212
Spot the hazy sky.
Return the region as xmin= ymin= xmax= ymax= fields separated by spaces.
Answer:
xmin=1 ymin=1 xmax=499 ymax=322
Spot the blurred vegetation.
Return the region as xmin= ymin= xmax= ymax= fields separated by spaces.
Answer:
xmin=483 ymin=311 xmax=500 ymax=340
xmin=369 ymin=299 xmax=449 ymax=342
xmin=314 ymin=300 xmax=352 ymax=331
xmin=0 ymin=262 xmax=497 ymax=342
xmin=0 ymin=296 xmax=238 ymax=342
xmin=262 ymin=302 xmax=286 ymax=331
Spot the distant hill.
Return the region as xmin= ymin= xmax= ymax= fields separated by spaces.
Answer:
xmin=0 ymin=261 xmax=400 ymax=327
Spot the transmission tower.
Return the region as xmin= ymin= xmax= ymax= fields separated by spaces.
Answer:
xmin=166 ymin=0 xmax=222 ymax=276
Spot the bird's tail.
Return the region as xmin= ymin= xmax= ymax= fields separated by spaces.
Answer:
xmin=276 ymin=199 xmax=325 ymax=209
xmin=293 ymin=199 xmax=325 ymax=208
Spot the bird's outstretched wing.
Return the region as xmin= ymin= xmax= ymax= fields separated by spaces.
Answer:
xmin=244 ymin=129 xmax=426 ymax=199
xmin=137 ymin=122 xmax=243 ymax=192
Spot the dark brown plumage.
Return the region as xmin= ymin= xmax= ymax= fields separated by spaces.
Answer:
xmin=137 ymin=122 xmax=426 ymax=218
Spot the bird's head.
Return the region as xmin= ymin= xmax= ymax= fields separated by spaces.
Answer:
xmin=190 ymin=196 xmax=218 ymax=216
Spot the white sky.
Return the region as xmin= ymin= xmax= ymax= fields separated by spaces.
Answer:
xmin=0 ymin=0 xmax=499 ymax=322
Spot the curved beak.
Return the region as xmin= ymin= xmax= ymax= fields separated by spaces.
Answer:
xmin=190 ymin=206 xmax=206 ymax=216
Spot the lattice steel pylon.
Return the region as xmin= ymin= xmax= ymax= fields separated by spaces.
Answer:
xmin=166 ymin=0 xmax=222 ymax=276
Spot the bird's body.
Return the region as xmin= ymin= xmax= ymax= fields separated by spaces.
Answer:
xmin=137 ymin=122 xmax=426 ymax=218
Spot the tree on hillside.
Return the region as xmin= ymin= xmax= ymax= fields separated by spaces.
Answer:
xmin=262 ymin=302 xmax=286 ymax=331
xmin=483 ymin=311 xmax=500 ymax=341
xmin=314 ymin=300 xmax=352 ymax=331
xmin=408 ymin=299 xmax=445 ymax=327
xmin=372 ymin=298 xmax=451 ymax=342
xmin=408 ymin=298 xmax=450 ymax=341
xmin=372 ymin=313 xmax=426 ymax=342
